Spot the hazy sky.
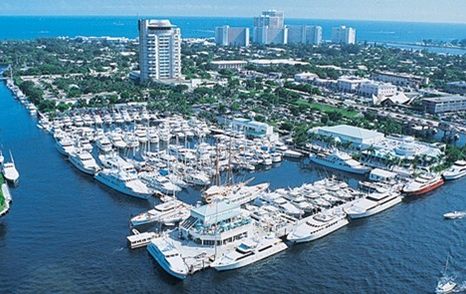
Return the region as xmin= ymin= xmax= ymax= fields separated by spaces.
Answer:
xmin=1 ymin=0 xmax=465 ymax=23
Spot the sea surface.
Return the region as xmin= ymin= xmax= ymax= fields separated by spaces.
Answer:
xmin=1 ymin=79 xmax=466 ymax=293
xmin=0 ymin=16 xmax=465 ymax=54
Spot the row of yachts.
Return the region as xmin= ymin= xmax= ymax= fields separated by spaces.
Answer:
xmin=133 ymin=177 xmax=407 ymax=280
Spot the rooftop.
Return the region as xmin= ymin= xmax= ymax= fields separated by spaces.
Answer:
xmin=316 ymin=125 xmax=384 ymax=141
xmin=423 ymin=95 xmax=466 ymax=103
xmin=191 ymin=201 xmax=241 ymax=226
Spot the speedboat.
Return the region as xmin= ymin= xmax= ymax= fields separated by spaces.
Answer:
xmin=69 ymin=150 xmax=101 ymax=175
xmin=211 ymin=236 xmax=287 ymax=271
xmin=147 ymin=237 xmax=188 ymax=280
xmin=309 ymin=150 xmax=370 ymax=175
xmin=403 ymin=173 xmax=444 ymax=196
xmin=94 ymin=169 xmax=153 ymax=199
xmin=345 ymin=190 xmax=402 ymax=219
xmin=442 ymin=160 xmax=466 ymax=180
xmin=287 ymin=209 xmax=349 ymax=243
xmin=443 ymin=211 xmax=466 ymax=220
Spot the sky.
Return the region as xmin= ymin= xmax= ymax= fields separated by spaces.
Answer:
xmin=0 ymin=0 xmax=465 ymax=23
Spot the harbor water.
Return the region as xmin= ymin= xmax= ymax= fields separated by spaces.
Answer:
xmin=1 ymin=79 xmax=466 ymax=292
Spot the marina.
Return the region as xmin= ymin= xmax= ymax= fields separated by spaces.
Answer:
xmin=1 ymin=78 xmax=466 ymax=292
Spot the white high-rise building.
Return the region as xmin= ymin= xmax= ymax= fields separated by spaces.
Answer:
xmin=287 ymin=25 xmax=322 ymax=45
xmin=138 ymin=19 xmax=181 ymax=82
xmin=215 ymin=26 xmax=250 ymax=47
xmin=253 ymin=10 xmax=288 ymax=45
xmin=331 ymin=26 xmax=356 ymax=45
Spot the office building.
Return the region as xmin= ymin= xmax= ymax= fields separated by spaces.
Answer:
xmin=253 ymin=10 xmax=288 ymax=45
xmin=446 ymin=81 xmax=466 ymax=95
xmin=358 ymin=81 xmax=397 ymax=97
xmin=372 ymin=70 xmax=429 ymax=88
xmin=138 ymin=19 xmax=181 ymax=82
xmin=331 ymin=26 xmax=356 ymax=45
xmin=423 ymin=95 xmax=466 ymax=113
xmin=215 ymin=26 xmax=250 ymax=47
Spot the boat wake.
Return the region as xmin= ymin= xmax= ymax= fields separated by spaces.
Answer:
xmin=112 ymin=247 xmax=124 ymax=254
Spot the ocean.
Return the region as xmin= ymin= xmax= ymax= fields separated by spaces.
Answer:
xmin=0 ymin=18 xmax=466 ymax=293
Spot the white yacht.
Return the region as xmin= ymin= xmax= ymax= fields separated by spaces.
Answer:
xmin=2 ymin=152 xmax=19 ymax=185
xmin=287 ymin=209 xmax=349 ymax=243
xmin=56 ymin=137 xmax=75 ymax=156
xmin=147 ymin=237 xmax=189 ymax=280
xmin=131 ymin=199 xmax=191 ymax=227
xmin=442 ymin=160 xmax=466 ymax=180
xmin=94 ymin=169 xmax=153 ymax=199
xmin=140 ymin=172 xmax=182 ymax=195
xmin=69 ymin=150 xmax=101 ymax=175
xmin=211 ymin=236 xmax=287 ymax=271
xmin=310 ymin=150 xmax=370 ymax=175
xmin=96 ymin=137 xmax=113 ymax=153
xmin=110 ymin=134 xmax=127 ymax=149
xmin=345 ymin=190 xmax=402 ymax=219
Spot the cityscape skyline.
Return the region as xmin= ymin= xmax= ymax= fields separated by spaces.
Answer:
xmin=0 ymin=0 xmax=465 ymax=24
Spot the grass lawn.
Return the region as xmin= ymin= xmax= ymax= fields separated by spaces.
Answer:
xmin=294 ymin=99 xmax=359 ymax=118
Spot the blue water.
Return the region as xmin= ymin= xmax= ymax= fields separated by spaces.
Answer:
xmin=1 ymin=80 xmax=466 ymax=293
xmin=0 ymin=16 xmax=465 ymax=46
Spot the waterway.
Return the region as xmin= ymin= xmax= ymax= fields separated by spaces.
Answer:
xmin=1 ymin=80 xmax=466 ymax=293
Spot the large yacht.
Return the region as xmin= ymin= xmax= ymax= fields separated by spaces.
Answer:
xmin=140 ymin=172 xmax=182 ymax=195
xmin=94 ymin=169 xmax=153 ymax=199
xmin=442 ymin=160 xmax=466 ymax=181
xmin=203 ymin=182 xmax=269 ymax=205
xmin=211 ymin=236 xmax=287 ymax=271
xmin=402 ymin=173 xmax=444 ymax=196
xmin=309 ymin=150 xmax=370 ymax=175
xmin=55 ymin=137 xmax=75 ymax=156
xmin=131 ymin=199 xmax=191 ymax=227
xmin=2 ymin=152 xmax=19 ymax=185
xmin=345 ymin=190 xmax=402 ymax=219
xmin=287 ymin=209 xmax=349 ymax=243
xmin=147 ymin=237 xmax=189 ymax=280
xmin=96 ymin=137 xmax=113 ymax=153
xmin=69 ymin=150 xmax=101 ymax=175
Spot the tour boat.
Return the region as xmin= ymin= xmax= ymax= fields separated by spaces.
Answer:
xmin=287 ymin=209 xmax=349 ymax=243
xmin=69 ymin=150 xmax=101 ymax=175
xmin=309 ymin=150 xmax=370 ymax=175
xmin=345 ymin=190 xmax=402 ymax=219
xmin=94 ymin=169 xmax=153 ymax=199
xmin=402 ymin=173 xmax=444 ymax=196
xmin=147 ymin=237 xmax=188 ymax=280
xmin=211 ymin=236 xmax=287 ymax=271
xmin=442 ymin=160 xmax=466 ymax=180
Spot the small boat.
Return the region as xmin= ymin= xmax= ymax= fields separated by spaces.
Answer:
xmin=127 ymin=230 xmax=158 ymax=249
xmin=2 ymin=151 xmax=19 ymax=185
xmin=436 ymin=257 xmax=457 ymax=294
xmin=443 ymin=211 xmax=466 ymax=220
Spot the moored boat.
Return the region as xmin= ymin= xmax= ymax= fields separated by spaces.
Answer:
xmin=309 ymin=150 xmax=370 ymax=175
xmin=402 ymin=173 xmax=444 ymax=196
xmin=147 ymin=237 xmax=189 ymax=280
xmin=442 ymin=160 xmax=466 ymax=181
xmin=345 ymin=190 xmax=402 ymax=219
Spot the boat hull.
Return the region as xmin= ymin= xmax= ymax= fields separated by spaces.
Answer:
xmin=288 ymin=218 xmax=349 ymax=243
xmin=94 ymin=174 xmax=151 ymax=200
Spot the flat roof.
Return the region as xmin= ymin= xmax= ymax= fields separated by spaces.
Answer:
xmin=317 ymin=125 xmax=384 ymax=141
xmin=211 ymin=60 xmax=248 ymax=65
xmin=191 ymin=201 xmax=241 ymax=225
xmin=423 ymin=95 xmax=466 ymax=103
xmin=248 ymin=59 xmax=309 ymax=66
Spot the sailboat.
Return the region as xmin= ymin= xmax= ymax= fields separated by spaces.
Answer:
xmin=436 ymin=256 xmax=457 ymax=294
xmin=2 ymin=151 xmax=19 ymax=185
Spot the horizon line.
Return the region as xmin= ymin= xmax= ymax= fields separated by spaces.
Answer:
xmin=0 ymin=14 xmax=465 ymax=25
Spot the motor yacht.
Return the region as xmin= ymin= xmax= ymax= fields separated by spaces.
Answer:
xmin=69 ymin=150 xmax=101 ymax=175
xmin=94 ymin=169 xmax=153 ymax=199
xmin=131 ymin=199 xmax=191 ymax=227
xmin=442 ymin=160 xmax=466 ymax=180
xmin=310 ymin=150 xmax=370 ymax=175
xmin=147 ymin=237 xmax=188 ymax=280
xmin=402 ymin=173 xmax=444 ymax=196
xmin=345 ymin=190 xmax=402 ymax=219
xmin=96 ymin=137 xmax=113 ymax=153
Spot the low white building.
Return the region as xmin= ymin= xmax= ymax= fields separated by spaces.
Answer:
xmin=248 ymin=59 xmax=309 ymax=67
xmin=294 ymin=72 xmax=318 ymax=83
xmin=358 ymin=81 xmax=397 ymax=97
xmin=311 ymin=124 xmax=385 ymax=149
xmin=337 ymin=76 xmax=368 ymax=92
xmin=372 ymin=70 xmax=429 ymax=88
xmin=231 ymin=118 xmax=275 ymax=139
xmin=211 ymin=60 xmax=248 ymax=70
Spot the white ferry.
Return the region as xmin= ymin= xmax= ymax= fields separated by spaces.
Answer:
xmin=309 ymin=150 xmax=370 ymax=175
xmin=147 ymin=237 xmax=189 ymax=280
xmin=345 ymin=190 xmax=402 ymax=219
xmin=211 ymin=236 xmax=287 ymax=271
xmin=287 ymin=209 xmax=349 ymax=243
